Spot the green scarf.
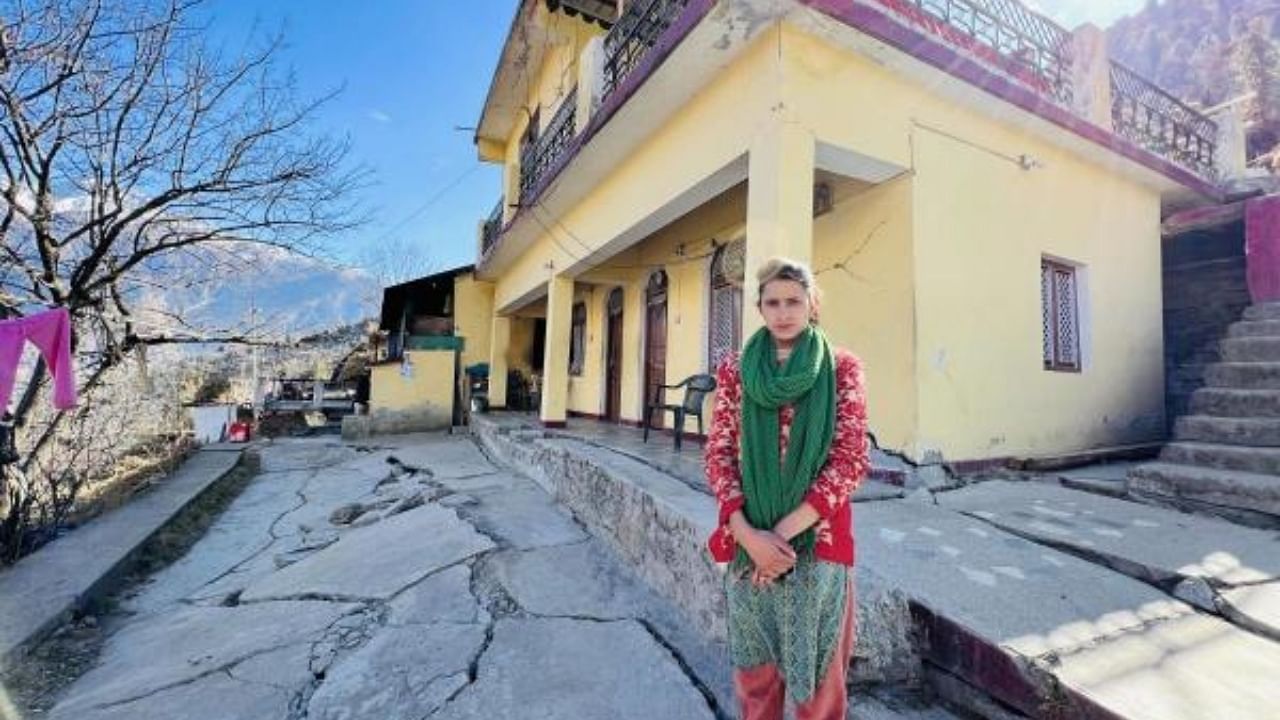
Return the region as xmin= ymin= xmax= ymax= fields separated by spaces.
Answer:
xmin=737 ymin=325 xmax=837 ymax=565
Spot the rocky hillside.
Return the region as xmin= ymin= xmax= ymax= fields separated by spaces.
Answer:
xmin=1108 ymin=0 xmax=1280 ymax=165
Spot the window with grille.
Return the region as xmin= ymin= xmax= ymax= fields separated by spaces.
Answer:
xmin=709 ymin=240 xmax=745 ymax=370
xmin=569 ymin=302 xmax=586 ymax=376
xmin=1041 ymin=259 xmax=1081 ymax=372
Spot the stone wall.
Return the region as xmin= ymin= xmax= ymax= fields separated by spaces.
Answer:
xmin=1163 ymin=220 xmax=1251 ymax=428
xmin=469 ymin=415 xmax=922 ymax=688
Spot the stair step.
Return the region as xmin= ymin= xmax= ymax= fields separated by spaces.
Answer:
xmin=859 ymin=501 xmax=1280 ymax=720
xmin=1175 ymin=415 xmax=1280 ymax=447
xmin=1189 ymin=388 xmax=1280 ymax=418
xmin=1128 ymin=461 xmax=1280 ymax=523
xmin=1229 ymin=320 xmax=1280 ymax=339
xmin=1243 ymin=302 xmax=1280 ymax=321
xmin=1204 ymin=362 xmax=1280 ymax=391
xmin=1221 ymin=336 xmax=1280 ymax=362
xmin=1162 ymin=441 xmax=1280 ymax=475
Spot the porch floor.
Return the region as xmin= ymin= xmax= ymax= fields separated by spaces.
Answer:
xmin=478 ymin=411 xmax=910 ymax=501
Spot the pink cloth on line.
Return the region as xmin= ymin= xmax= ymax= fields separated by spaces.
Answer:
xmin=0 ymin=308 xmax=78 ymax=412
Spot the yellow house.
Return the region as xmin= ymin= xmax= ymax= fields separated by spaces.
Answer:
xmin=358 ymin=265 xmax=496 ymax=435
xmin=466 ymin=0 xmax=1243 ymax=467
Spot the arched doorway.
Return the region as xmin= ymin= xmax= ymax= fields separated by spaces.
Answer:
xmin=644 ymin=271 xmax=669 ymax=428
xmin=709 ymin=240 xmax=745 ymax=370
xmin=604 ymin=287 xmax=625 ymax=422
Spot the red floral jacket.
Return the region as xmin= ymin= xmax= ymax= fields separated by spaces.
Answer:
xmin=703 ymin=349 xmax=870 ymax=566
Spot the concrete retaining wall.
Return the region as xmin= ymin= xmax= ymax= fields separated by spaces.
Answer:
xmin=470 ymin=416 xmax=922 ymax=687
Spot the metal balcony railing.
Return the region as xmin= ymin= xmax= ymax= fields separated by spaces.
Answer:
xmin=873 ymin=0 xmax=1074 ymax=104
xmin=602 ymin=0 xmax=692 ymax=101
xmin=873 ymin=0 xmax=1218 ymax=178
xmin=519 ymin=86 xmax=578 ymax=203
xmin=1110 ymin=61 xmax=1218 ymax=179
xmin=481 ymin=197 xmax=503 ymax=255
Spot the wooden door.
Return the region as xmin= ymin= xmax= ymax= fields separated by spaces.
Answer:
xmin=605 ymin=288 xmax=624 ymax=422
xmin=644 ymin=272 xmax=669 ymax=429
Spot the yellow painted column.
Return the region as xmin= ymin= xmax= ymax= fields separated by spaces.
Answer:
xmin=619 ymin=280 xmax=645 ymax=422
xmin=743 ymin=120 xmax=816 ymax=339
xmin=488 ymin=315 xmax=512 ymax=408
xmin=540 ymin=275 xmax=574 ymax=427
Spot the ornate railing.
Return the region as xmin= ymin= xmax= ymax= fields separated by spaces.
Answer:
xmin=1110 ymin=62 xmax=1217 ymax=179
xmin=519 ymin=86 xmax=578 ymax=203
xmin=873 ymin=0 xmax=1073 ymax=104
xmin=481 ymin=197 xmax=503 ymax=255
xmin=602 ymin=0 xmax=692 ymax=101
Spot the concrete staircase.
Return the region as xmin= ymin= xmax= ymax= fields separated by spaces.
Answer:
xmin=1130 ymin=301 xmax=1280 ymax=528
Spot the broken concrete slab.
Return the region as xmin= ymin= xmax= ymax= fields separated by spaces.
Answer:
xmin=387 ymin=564 xmax=489 ymax=626
xmin=457 ymin=483 xmax=587 ymax=550
xmin=474 ymin=427 xmax=727 ymax=641
xmin=488 ymin=540 xmax=642 ymax=620
xmin=49 ymin=672 xmax=294 ymax=720
xmin=938 ymin=481 xmax=1280 ymax=586
xmin=1219 ymin=582 xmax=1280 ymax=640
xmin=485 ymin=538 xmax=736 ymax=713
xmin=257 ymin=439 xmax=356 ymax=474
xmin=224 ymin=641 xmax=317 ymax=690
xmin=855 ymin=480 xmax=908 ymax=502
xmin=1045 ymin=606 xmax=1280 ymax=720
xmin=306 ymin=622 xmax=485 ymax=720
xmin=936 ymin=480 xmax=1280 ymax=637
xmin=377 ymin=433 xmax=498 ymax=479
xmin=240 ymin=503 xmax=493 ymax=602
xmin=121 ymin=469 xmax=312 ymax=615
xmin=50 ymin=600 xmax=355 ymax=716
xmin=434 ymin=618 xmax=716 ymax=720
xmin=274 ymin=467 xmax=396 ymax=536
xmin=0 ymin=448 xmax=244 ymax=666
xmin=857 ymin=500 xmax=1280 ymax=720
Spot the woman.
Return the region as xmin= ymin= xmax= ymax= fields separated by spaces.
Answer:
xmin=705 ymin=257 xmax=870 ymax=720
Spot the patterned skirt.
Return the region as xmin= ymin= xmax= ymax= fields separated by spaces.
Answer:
xmin=724 ymin=554 xmax=850 ymax=704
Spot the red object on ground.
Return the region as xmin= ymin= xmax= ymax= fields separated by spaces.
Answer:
xmin=227 ymin=421 xmax=251 ymax=443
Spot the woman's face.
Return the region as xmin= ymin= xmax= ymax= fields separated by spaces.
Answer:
xmin=758 ymin=278 xmax=813 ymax=345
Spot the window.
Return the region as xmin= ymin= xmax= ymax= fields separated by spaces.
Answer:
xmin=1041 ymin=258 xmax=1081 ymax=372
xmin=569 ymin=302 xmax=586 ymax=376
xmin=709 ymin=239 xmax=745 ymax=370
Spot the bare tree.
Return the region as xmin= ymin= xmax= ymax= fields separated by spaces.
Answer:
xmin=358 ymin=232 xmax=438 ymax=287
xmin=0 ymin=0 xmax=363 ymax=558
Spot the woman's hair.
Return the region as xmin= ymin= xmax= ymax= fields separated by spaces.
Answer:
xmin=755 ymin=257 xmax=821 ymax=310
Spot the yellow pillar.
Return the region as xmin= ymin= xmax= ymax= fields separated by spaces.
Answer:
xmin=540 ymin=275 xmax=574 ymax=427
xmin=743 ymin=121 xmax=816 ymax=339
xmin=619 ymin=280 xmax=645 ymax=421
xmin=488 ymin=315 xmax=512 ymax=408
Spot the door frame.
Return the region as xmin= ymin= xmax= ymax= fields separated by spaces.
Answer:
xmin=644 ymin=270 xmax=669 ymax=430
xmin=604 ymin=287 xmax=625 ymax=423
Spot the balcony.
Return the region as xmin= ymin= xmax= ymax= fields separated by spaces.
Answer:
xmin=519 ymin=85 xmax=579 ymax=204
xmin=1110 ymin=61 xmax=1217 ymax=180
xmin=481 ymin=197 xmax=503 ymax=256
xmin=871 ymin=0 xmax=1217 ymax=179
xmin=871 ymin=0 xmax=1073 ymax=105
xmin=602 ymin=0 xmax=694 ymax=100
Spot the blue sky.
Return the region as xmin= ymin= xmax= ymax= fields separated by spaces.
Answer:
xmin=202 ymin=0 xmax=1149 ymax=276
